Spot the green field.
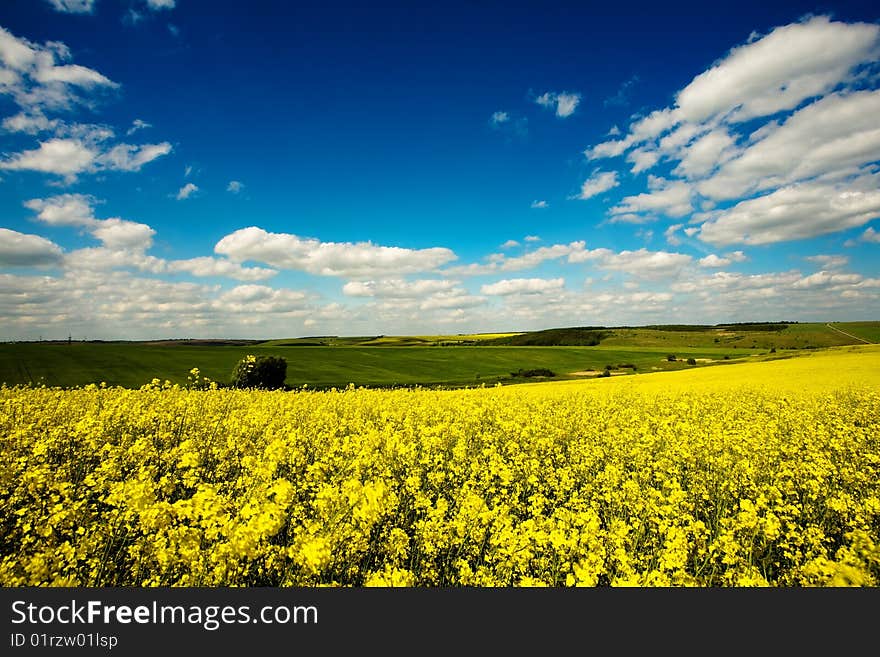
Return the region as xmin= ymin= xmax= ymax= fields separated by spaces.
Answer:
xmin=1 ymin=321 xmax=876 ymax=389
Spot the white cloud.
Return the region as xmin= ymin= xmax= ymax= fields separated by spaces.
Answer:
xmin=24 ymin=193 xmax=97 ymax=226
xmin=0 ymin=27 xmax=170 ymax=183
xmin=3 ymin=112 xmax=59 ymax=135
xmin=445 ymin=241 xmax=590 ymax=276
xmin=342 ymin=279 xmax=457 ymax=298
xmin=674 ymin=16 xmax=880 ymax=125
xmin=574 ymin=171 xmax=619 ymax=200
xmin=580 ymin=16 xmax=880 ymax=247
xmin=146 ymin=0 xmax=176 ymax=9
xmin=673 ymin=128 xmax=737 ymax=179
xmin=524 ymin=235 xmax=541 ymax=242
xmin=530 ymin=200 xmax=548 ymax=209
xmin=126 ymin=119 xmax=151 ymax=135
xmin=215 ymin=226 xmax=458 ymax=278
xmin=590 ymin=248 xmax=692 ymax=279
xmin=165 ymin=258 xmax=277 ymax=282
xmin=664 ymin=224 xmax=684 ymax=246
xmin=0 ymin=228 xmax=63 ymax=266
xmin=698 ymin=176 xmax=880 ymax=245
xmin=0 ymin=26 xmax=118 ymax=113
xmin=25 ymin=194 xmax=156 ymax=252
xmin=46 ymin=0 xmax=95 ymax=12
xmin=98 ymin=142 xmax=172 ymax=172
xmin=535 ymin=91 xmax=581 ymax=117
xmin=0 ymin=138 xmax=96 ymax=177
xmin=699 ymin=254 xmax=731 ymax=268
xmin=791 ymin=270 xmax=863 ymax=289
xmin=698 ymin=91 xmax=880 ymax=200
xmin=418 ymin=290 xmax=487 ymax=310
xmin=90 ymin=218 xmax=155 ymax=250
xmin=627 ymin=148 xmax=660 ymax=174
xmin=844 ymin=226 xmax=880 ymax=246
xmin=227 ymin=180 xmax=244 ymax=194
xmin=0 ymin=137 xmax=171 ymax=181
xmin=500 ymin=240 xmax=520 ymax=249
xmin=590 ymin=16 xmax=878 ymax=163
xmin=610 ymin=178 xmax=693 ymax=219
xmin=176 ymin=182 xmax=199 ymax=200
xmin=490 ymin=111 xmax=509 ymax=125
xmin=481 ymin=277 xmax=565 ymax=296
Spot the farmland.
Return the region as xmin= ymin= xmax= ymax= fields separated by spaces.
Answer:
xmin=1 ymin=345 xmax=877 ymax=587
xmin=1 ymin=321 xmax=875 ymax=389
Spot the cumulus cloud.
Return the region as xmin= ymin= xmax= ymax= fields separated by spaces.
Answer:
xmin=535 ymin=91 xmax=581 ymax=117
xmin=530 ymin=200 xmax=548 ymax=209
xmin=0 ymin=138 xmax=96 ymax=177
xmin=696 ymin=251 xmax=748 ymax=268
xmin=25 ymin=194 xmax=155 ymax=250
xmin=2 ymin=112 xmax=60 ymax=134
xmin=0 ymin=27 xmax=170 ymax=182
xmin=588 ymin=16 xmax=879 ymax=161
xmin=587 ymin=248 xmax=693 ymax=279
xmin=146 ymin=0 xmax=176 ymax=9
xmin=215 ymin=226 xmax=458 ymax=278
xmin=675 ymin=16 xmax=879 ymax=125
xmin=609 ymin=177 xmax=693 ymax=219
xmin=0 ymin=26 xmax=118 ymax=113
xmin=23 ymin=193 xmax=97 ymax=226
xmin=227 ymin=180 xmax=244 ymax=194
xmin=176 ymin=183 xmax=199 ymax=200
xmin=21 ymin=195 xmax=275 ymax=282
xmin=500 ymin=240 xmax=520 ymax=249
xmin=574 ymin=171 xmax=619 ymax=200
xmin=698 ymin=176 xmax=880 ymax=245
xmin=342 ymin=279 xmax=458 ymax=298
xmin=0 ymin=228 xmax=64 ymax=266
xmin=578 ymin=16 xmax=880 ymax=247
xmin=481 ymin=277 xmax=565 ymax=296
xmin=698 ymin=90 xmax=880 ymax=200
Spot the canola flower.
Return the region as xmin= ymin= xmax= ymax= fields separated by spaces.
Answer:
xmin=1 ymin=347 xmax=878 ymax=587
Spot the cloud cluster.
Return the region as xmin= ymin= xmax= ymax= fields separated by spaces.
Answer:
xmin=18 ymin=194 xmax=277 ymax=282
xmin=582 ymin=15 xmax=880 ymax=245
xmin=0 ymin=26 xmax=171 ymax=182
xmin=535 ymin=91 xmax=581 ymax=118
xmin=215 ymin=226 xmax=458 ymax=278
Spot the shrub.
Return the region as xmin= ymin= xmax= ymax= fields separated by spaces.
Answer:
xmin=687 ymin=358 xmax=697 ymax=366
xmin=667 ymin=354 xmax=677 ymax=362
xmin=231 ymin=354 xmax=288 ymax=389
xmin=598 ymin=369 xmax=611 ymax=378
xmin=510 ymin=368 xmax=555 ymax=378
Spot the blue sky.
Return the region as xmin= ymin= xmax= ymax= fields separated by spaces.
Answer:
xmin=1 ymin=0 xmax=879 ymax=339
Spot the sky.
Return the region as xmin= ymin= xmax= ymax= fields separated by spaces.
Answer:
xmin=1 ymin=0 xmax=879 ymax=340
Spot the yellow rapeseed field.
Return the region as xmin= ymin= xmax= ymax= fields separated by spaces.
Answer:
xmin=1 ymin=346 xmax=878 ymax=587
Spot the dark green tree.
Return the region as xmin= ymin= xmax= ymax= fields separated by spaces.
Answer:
xmin=230 ymin=354 xmax=288 ymax=389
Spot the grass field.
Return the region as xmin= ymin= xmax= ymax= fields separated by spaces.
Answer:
xmin=0 ymin=342 xmax=751 ymax=388
xmin=1 ymin=321 xmax=876 ymax=389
